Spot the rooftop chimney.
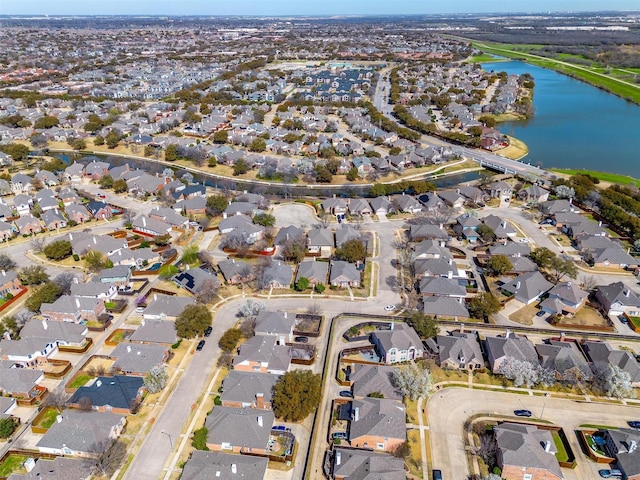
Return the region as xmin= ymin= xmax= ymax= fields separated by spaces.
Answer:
xmin=257 ymin=416 xmax=263 ymax=427
xmin=75 ymin=298 xmax=81 ymax=308
xmin=127 ymin=345 xmax=132 ymax=353
xmin=630 ymin=440 xmax=637 ymax=453
xmin=335 ymin=451 xmax=342 ymax=466
xmin=353 ymin=407 xmax=360 ymax=422
xmin=626 ymin=290 xmax=630 ymax=297
xmin=516 ymin=281 xmax=521 ymax=290
xmin=544 ymin=440 xmax=551 ymax=452
xmin=42 ymin=319 xmax=47 ymax=330
xmin=56 ymin=415 xmax=63 ymax=423
xmin=96 ymin=380 xmax=102 ymax=387
xmin=256 ymin=393 xmax=265 ymax=410
xmin=231 ymin=464 xmax=237 ymax=474
xmin=505 ymin=329 xmax=511 ymax=339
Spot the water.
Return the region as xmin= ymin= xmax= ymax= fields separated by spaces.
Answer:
xmin=482 ymin=60 xmax=640 ymax=177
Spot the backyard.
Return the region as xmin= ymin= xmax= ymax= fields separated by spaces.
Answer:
xmin=0 ymin=454 xmax=27 ymax=477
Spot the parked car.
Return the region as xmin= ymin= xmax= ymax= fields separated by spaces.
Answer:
xmin=519 ymin=237 xmax=530 ymax=243
xmin=627 ymin=421 xmax=640 ymax=429
xmin=135 ymin=307 xmax=145 ymax=313
xmin=599 ymin=469 xmax=623 ymax=478
xmin=432 ymin=470 xmax=442 ymax=480
xmin=272 ymin=425 xmax=291 ymax=432
xmin=294 ymin=336 xmax=309 ymax=343
xmin=204 ymin=326 xmax=213 ymax=337
xmin=384 ymin=305 xmax=396 ymax=311
xmin=514 ymin=409 xmax=532 ymax=417
xmin=196 ymin=340 xmax=206 ymax=351
xmin=339 ymin=391 xmax=353 ymax=398
xmin=332 ymin=432 xmax=347 ymax=440
xmin=536 ymin=310 xmax=546 ymax=317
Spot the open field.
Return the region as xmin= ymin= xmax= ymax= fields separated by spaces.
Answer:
xmin=464 ymin=40 xmax=640 ymax=105
xmin=497 ymin=135 xmax=529 ymax=160
xmin=549 ymin=168 xmax=640 ymax=187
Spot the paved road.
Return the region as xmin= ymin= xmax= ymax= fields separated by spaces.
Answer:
xmin=428 ymin=387 xmax=634 ymax=480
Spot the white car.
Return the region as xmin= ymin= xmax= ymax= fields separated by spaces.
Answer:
xmin=384 ymin=305 xmax=396 ymax=312
xmin=135 ymin=307 xmax=145 ymax=313
xmin=519 ymin=238 xmax=530 ymax=243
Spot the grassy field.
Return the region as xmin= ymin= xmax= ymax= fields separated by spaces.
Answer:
xmin=68 ymin=373 xmax=92 ymax=389
xmin=466 ymin=53 xmax=506 ymax=63
xmin=549 ymin=168 xmax=640 ymax=187
xmin=0 ymin=454 xmax=27 ymax=477
xmin=465 ymin=40 xmax=640 ymax=105
xmin=552 ymin=431 xmax=570 ymax=462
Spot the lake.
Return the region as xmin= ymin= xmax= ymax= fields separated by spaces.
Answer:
xmin=482 ymin=60 xmax=640 ymax=178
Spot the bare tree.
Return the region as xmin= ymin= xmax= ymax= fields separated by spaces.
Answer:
xmin=54 ymin=272 xmax=77 ymax=295
xmin=195 ymin=279 xmax=220 ymax=305
xmin=217 ymin=352 xmax=234 ymax=369
xmin=31 ymin=236 xmax=46 ymax=253
xmin=78 ymin=396 xmax=94 ymax=411
xmin=197 ymin=251 xmax=215 ymax=270
xmin=238 ymin=317 xmax=256 ymax=338
xmin=85 ymin=439 xmax=127 ymax=477
xmin=306 ymin=303 xmax=322 ymax=316
xmin=121 ymin=209 xmax=135 ymax=225
xmin=43 ymin=390 xmax=69 ymax=413
xmin=405 ymin=207 xmax=455 ymax=226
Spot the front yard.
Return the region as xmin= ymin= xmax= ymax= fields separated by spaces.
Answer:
xmin=508 ymin=302 xmax=539 ymax=326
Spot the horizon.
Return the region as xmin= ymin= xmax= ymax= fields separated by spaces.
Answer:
xmin=1 ymin=0 xmax=638 ymax=16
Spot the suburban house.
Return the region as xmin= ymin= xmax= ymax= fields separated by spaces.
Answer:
xmin=487 ymin=181 xmax=512 ymax=199
xmin=307 ymin=227 xmax=334 ymax=257
xmin=595 ymin=282 xmax=640 ymax=317
xmin=295 ymin=260 xmax=329 ymax=287
xmin=348 ymin=398 xmax=406 ymax=452
xmin=4 ymin=456 xmax=92 ymax=480
xmin=485 ymin=332 xmax=539 ymax=373
xmin=70 ymin=281 xmax=117 ymax=300
xmin=582 ymin=341 xmax=640 ymax=386
xmin=36 ymin=410 xmax=127 ymax=457
xmin=412 ymin=239 xmax=453 ymax=261
xmin=481 ymin=214 xmax=517 ymax=239
xmin=40 ymin=295 xmax=106 ymax=323
xmin=0 ymin=362 xmax=44 ymax=397
xmin=41 ymin=209 xmax=67 ymax=230
xmin=335 ymin=224 xmax=361 ymax=247
xmin=181 ymin=451 xmax=268 ymax=480
xmin=0 ymin=270 xmax=22 ymax=298
xmin=392 ymin=194 xmax=422 ymax=214
xmin=233 ymin=335 xmax=291 ymax=375
xmin=348 ymin=198 xmax=372 ymax=216
xmin=218 ymin=258 xmax=254 ymax=285
xmin=500 ymin=271 xmax=553 ymax=305
xmin=109 ymin=343 xmax=169 ymax=376
xmin=97 ymin=265 xmax=132 ymax=290
xmin=254 ymin=310 xmax=295 ymax=344
xmin=414 ymin=257 xmax=458 ymax=279
xmin=350 ymin=364 xmax=402 ymax=401
xmin=494 ymin=423 xmax=563 ymax=480
xmin=86 ymin=201 xmax=112 ymax=220
xmin=67 ymin=375 xmax=145 ymax=414
xmin=422 ymin=296 xmax=470 ymax=321
xmin=438 ymin=190 xmax=465 ymax=209
xmin=329 ymin=261 xmax=361 ymax=288
xmin=602 ymin=428 xmax=640 ymax=480
xmin=519 ymin=184 xmax=550 ymax=203
xmin=371 ymin=323 xmax=423 ymax=365
xmin=436 ymin=332 xmax=484 ymax=370
xmin=174 ymin=267 xmax=221 ymax=294
xmin=132 ymin=215 xmax=172 ymax=236
xmin=539 ymin=281 xmax=589 ymax=316
xmin=369 ymin=196 xmax=393 ymax=217
xmin=219 ymin=371 xmax=280 ymax=410
xmin=536 ymin=340 xmax=593 ymax=381
xmin=14 ymin=214 xmax=43 ymax=235
xmin=20 ymin=319 xmax=89 ymax=350
xmin=331 ymin=447 xmax=406 ymax=480
xmin=419 ymin=276 xmax=465 ymax=298
xmin=274 ymin=225 xmax=304 ymax=246
xmin=204 ymin=406 xmax=275 ymax=454
xmin=218 ymin=216 xmax=265 ymax=243
xmin=142 ymin=293 xmax=194 ymax=321
xmin=129 ymin=319 xmax=179 ymax=346
xmin=539 ymin=199 xmax=578 ymax=216
xmin=409 ymin=224 xmax=449 ymax=242
xmin=262 ymin=261 xmax=294 ymax=289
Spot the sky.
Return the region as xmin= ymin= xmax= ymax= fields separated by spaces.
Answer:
xmin=0 ymin=0 xmax=636 ymax=16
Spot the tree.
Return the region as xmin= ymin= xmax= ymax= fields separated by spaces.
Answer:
xmin=476 ymin=224 xmax=496 ymax=243
xmin=346 ymin=167 xmax=359 ymax=181
xmin=467 ymin=292 xmax=501 ymax=320
xmin=314 ymin=165 xmax=332 ymax=183
xmin=281 ymin=236 xmax=306 ymax=263
xmin=24 ymin=282 xmax=62 ymax=312
xmin=0 ymin=143 xmax=29 ymax=162
xmin=252 ymin=212 xmax=275 ymax=227
xmin=249 ymin=138 xmax=266 ymax=152
xmin=272 ymin=370 xmax=322 ymax=421
xmin=219 ymin=328 xmax=243 ymax=353
xmin=164 ymin=144 xmax=179 ymax=161
xmin=530 ymin=247 xmax=555 ymax=269
xmin=158 ymin=264 xmax=179 ymax=279
xmin=296 ymin=277 xmax=310 ymax=291
xmin=408 ymin=313 xmax=439 ymax=339
xmin=87 ymin=440 xmax=127 ymax=477
xmin=195 ymin=279 xmax=219 ymax=305
xmin=548 ymin=256 xmax=578 ymax=284
xmin=479 ymin=115 xmax=496 ymax=128
xmin=213 ymin=130 xmax=228 ymax=144
xmin=84 ymin=249 xmax=106 ymax=273
xmin=105 ymin=130 xmax=120 ymax=149
xmin=175 ymin=304 xmax=212 ymax=339
xmin=181 ymin=244 xmax=199 ymax=264
xmin=556 ymin=184 xmax=575 ymax=199
xmin=99 ymin=174 xmax=114 ymax=189
xmin=34 ymin=115 xmax=59 ymax=129
xmin=237 ymin=299 xmax=265 ymax=318
xmin=43 ymin=240 xmax=72 ymax=260
xmin=94 ymin=135 xmax=105 ymax=146
xmin=0 ymin=254 xmax=16 ymax=271
xmin=390 ymin=363 xmax=433 ymax=400
xmin=370 ymin=183 xmax=387 ymax=197
xmin=113 ymin=178 xmax=128 ymax=193
xmin=18 ymin=265 xmax=49 ymax=285
xmin=593 ymin=363 xmax=636 ymax=399
xmin=233 ymin=159 xmax=249 ymax=176
xmin=206 ymin=194 xmax=228 ymax=216
xmin=192 ymin=427 xmax=210 ymax=450
xmin=335 ymin=239 xmax=366 ymax=263
xmin=497 ymin=357 xmax=549 ymax=387
xmin=144 ymin=365 xmax=169 ymax=394
xmin=70 ymin=137 xmax=87 ymax=151
xmin=54 ymin=272 xmax=77 ymax=295
xmin=486 ymin=255 xmax=513 ymax=276
xmin=0 ymin=418 xmax=16 ymax=439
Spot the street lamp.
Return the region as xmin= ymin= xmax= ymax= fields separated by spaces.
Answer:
xmin=539 ymin=392 xmax=550 ymax=419
xmin=161 ymin=429 xmax=173 ymax=448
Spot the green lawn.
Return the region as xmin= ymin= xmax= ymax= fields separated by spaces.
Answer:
xmin=0 ymin=454 xmax=27 ymax=476
xmin=549 ymin=168 xmax=640 ymax=187
xmin=466 ymin=53 xmax=506 ymax=63
xmin=68 ymin=374 xmax=91 ymax=389
xmin=36 ymin=407 xmax=61 ymax=429
xmin=552 ymin=431 xmax=569 ymax=462
xmin=629 ymin=316 xmax=640 ymax=330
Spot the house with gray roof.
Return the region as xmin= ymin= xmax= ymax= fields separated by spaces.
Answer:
xmin=66 ymin=232 xmax=126 ymax=257
xmin=369 ymin=196 xmax=393 ymax=217
xmin=372 ymin=323 xmax=423 ymax=365
xmin=67 ymin=375 xmax=144 ymax=414
xmin=409 ymin=224 xmax=448 ymax=242
xmin=438 ymin=190 xmax=465 ymax=209
xmin=7 ymin=456 xmax=92 ymax=480
xmin=255 ymin=310 xmax=295 ymax=343
xmin=494 ymin=423 xmax=563 ymax=480
xmin=348 ymin=198 xmax=372 ymax=216
xmin=422 ymin=296 xmax=470 ymax=321
xmin=481 ymin=214 xmax=517 ymax=239
xmin=204 ymin=406 xmax=275 ymax=454
xmin=149 ymin=207 xmax=189 ymax=228
xmin=41 ymin=295 xmax=106 ymax=323
xmin=14 ymin=214 xmax=42 ymax=235
xmin=414 ymin=257 xmax=458 ymax=279
xmin=335 ymin=224 xmax=361 ymax=247
xmin=225 ymin=201 xmax=261 ymax=217
xmin=133 ymin=215 xmax=171 ymax=236
xmin=58 ymin=187 xmax=81 ymax=206
xmin=331 ymin=447 xmax=406 ymax=480
xmin=0 ymin=364 xmax=44 ymax=397
xmin=20 ymin=319 xmax=88 ymax=348
xmin=539 ymin=198 xmax=578 ymax=215
xmin=174 ymin=267 xmax=221 ymax=294
xmin=485 ymin=332 xmax=539 ymax=373
xmin=36 ymin=410 xmax=126 ymax=457
xmin=436 ymin=332 xmax=484 ymax=370
xmin=261 ymin=261 xmax=294 ymax=289
xmin=0 ymin=220 xmax=13 ymax=241
xmin=348 ymin=397 xmax=406 ymax=452
xmin=274 ymin=225 xmax=303 ymax=245
xmin=392 ymin=194 xmax=422 ymax=214
xmin=108 ymin=247 xmax=160 ymax=268
xmin=603 ymin=428 xmax=640 ymax=480
xmin=589 ymin=246 xmax=638 ymax=269
xmin=322 ymin=198 xmax=348 ymax=216
xmin=536 ymin=340 xmax=592 ymax=382
xmin=519 ymin=184 xmax=550 ymax=203
xmin=38 ymin=195 xmax=61 ymax=212
xmin=295 ymin=260 xmax=328 ymax=287
xmin=70 ymin=281 xmax=117 ymax=300
xmin=218 ymin=258 xmax=254 ymax=285
xmin=412 ymin=239 xmax=452 ymax=260
xmin=595 ymin=282 xmax=640 ymax=316
xmin=582 ymin=341 xmax=640 ymax=386
xmin=501 ymin=271 xmax=553 ymax=305
xmin=488 ymin=242 xmax=530 ymax=257
xmin=219 ymin=215 xmax=264 ymax=243
xmin=64 ymin=203 xmax=91 ymax=224
xmin=459 ymin=185 xmax=484 ymax=204
xmin=329 ymin=261 xmax=360 ymax=288
xmin=539 ymin=281 xmax=588 ymax=315
xmin=130 ymin=319 xmax=178 ymax=346
xmin=233 ymin=335 xmax=291 ymax=375
xmin=142 ymin=293 xmax=194 ymax=321
xmin=180 ymin=451 xmax=268 ymax=480
xmin=97 ymin=265 xmax=132 ymax=290
xmin=350 ymin=364 xmax=401 ymax=401
xmin=220 ymin=371 xmax=280 ymax=410
xmin=307 ymin=227 xmax=333 ymax=256
xmin=487 ymin=181 xmax=512 ymax=199
xmin=110 ymin=343 xmax=168 ymax=376
xmin=419 ymin=276 xmax=465 ymax=298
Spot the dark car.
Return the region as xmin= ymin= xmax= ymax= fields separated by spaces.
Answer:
xmin=432 ymin=470 xmax=442 ymax=480
xmin=204 ymin=326 xmax=213 ymax=337
xmin=272 ymin=425 xmax=291 ymax=432
xmin=628 ymin=421 xmax=640 ymax=429
xmin=196 ymin=340 xmax=206 ymax=351
xmin=599 ymin=469 xmax=623 ymax=478
xmin=339 ymin=391 xmax=353 ymax=398
xmin=332 ymin=432 xmax=347 ymax=440
xmin=536 ymin=310 xmax=546 ymax=317
xmin=294 ymin=336 xmax=309 ymax=343
xmin=514 ymin=409 xmax=532 ymax=417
